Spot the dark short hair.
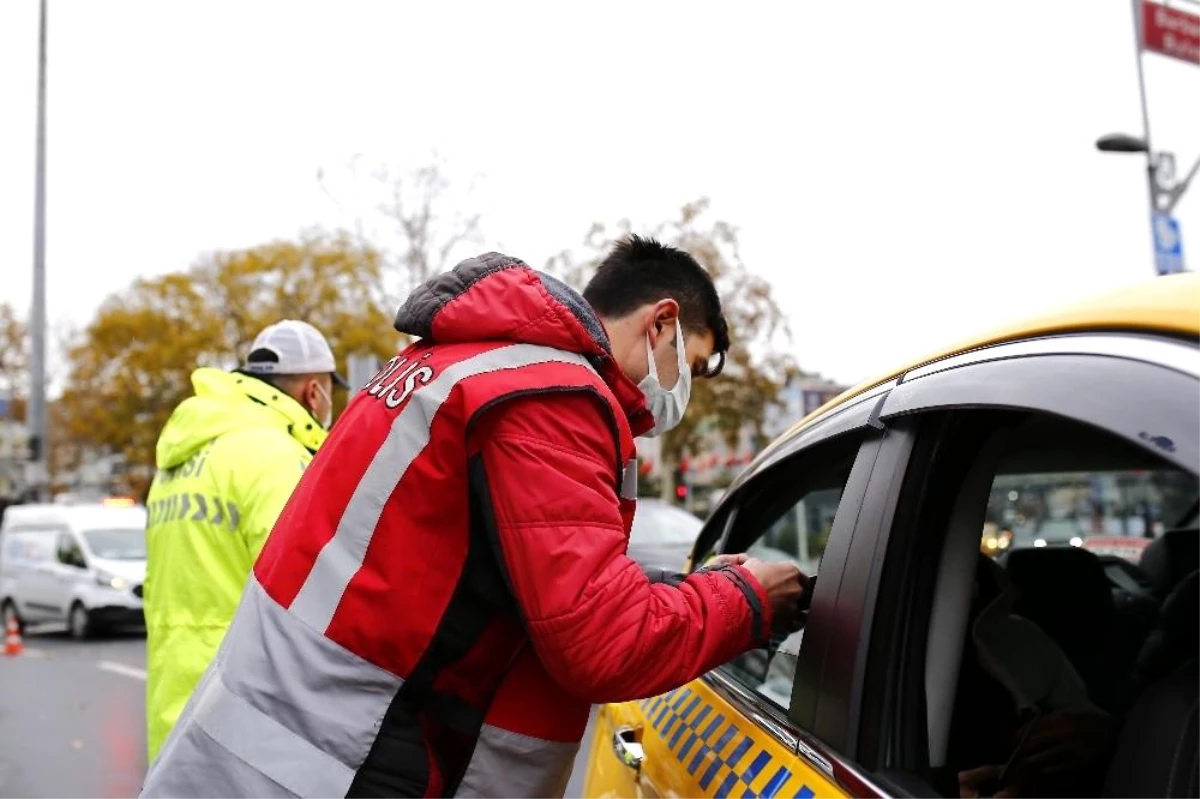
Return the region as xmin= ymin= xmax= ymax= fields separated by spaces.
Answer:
xmin=583 ymin=235 xmax=730 ymax=359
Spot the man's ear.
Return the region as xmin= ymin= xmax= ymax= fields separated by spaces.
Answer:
xmin=652 ymin=299 xmax=681 ymax=333
xmin=304 ymin=378 xmax=321 ymax=409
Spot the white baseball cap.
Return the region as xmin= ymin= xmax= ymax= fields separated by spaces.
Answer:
xmin=241 ymin=320 xmax=348 ymax=387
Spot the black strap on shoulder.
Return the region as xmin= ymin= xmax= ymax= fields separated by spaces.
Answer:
xmin=348 ymin=453 xmax=523 ymax=798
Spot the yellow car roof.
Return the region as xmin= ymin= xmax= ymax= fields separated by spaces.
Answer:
xmin=775 ymin=271 xmax=1200 ymax=446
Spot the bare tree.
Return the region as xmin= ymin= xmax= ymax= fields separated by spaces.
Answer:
xmin=319 ymin=154 xmax=485 ymax=307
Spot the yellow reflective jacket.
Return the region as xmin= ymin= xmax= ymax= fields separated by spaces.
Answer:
xmin=143 ymin=368 xmax=327 ymax=763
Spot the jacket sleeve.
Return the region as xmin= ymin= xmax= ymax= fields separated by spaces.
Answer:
xmin=228 ymin=430 xmax=312 ymax=562
xmin=470 ymin=391 xmax=773 ymax=704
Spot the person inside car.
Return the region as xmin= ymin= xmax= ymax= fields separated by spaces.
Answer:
xmin=957 ymin=555 xmax=1116 ymax=798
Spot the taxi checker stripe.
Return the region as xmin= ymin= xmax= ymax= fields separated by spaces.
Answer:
xmin=288 ymin=343 xmax=595 ymax=632
xmin=637 ymin=688 xmax=816 ymax=799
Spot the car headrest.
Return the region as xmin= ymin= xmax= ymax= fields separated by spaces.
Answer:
xmin=1140 ymin=529 xmax=1199 ymax=598
xmin=1005 ymin=546 xmax=1114 ymax=628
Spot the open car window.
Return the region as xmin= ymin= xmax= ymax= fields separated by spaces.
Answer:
xmin=709 ymin=433 xmax=866 ymax=712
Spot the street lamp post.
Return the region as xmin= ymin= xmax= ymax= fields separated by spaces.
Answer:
xmin=29 ymin=0 xmax=49 ymax=500
xmin=1095 ymin=0 xmax=1197 ymax=275
xmin=1097 ymin=133 xmax=1200 ymax=218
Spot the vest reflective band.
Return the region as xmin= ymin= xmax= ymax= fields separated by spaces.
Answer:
xmin=288 ymin=343 xmax=595 ymax=634
xmin=141 ymin=342 xmax=628 ymax=799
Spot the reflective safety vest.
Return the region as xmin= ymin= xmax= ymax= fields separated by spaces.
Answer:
xmin=143 ymin=341 xmax=637 ymax=798
xmin=143 ymin=368 xmax=326 ymax=764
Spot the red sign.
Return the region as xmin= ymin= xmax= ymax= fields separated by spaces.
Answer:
xmin=1142 ymin=0 xmax=1200 ymax=66
xmin=1080 ymin=536 xmax=1152 ymax=563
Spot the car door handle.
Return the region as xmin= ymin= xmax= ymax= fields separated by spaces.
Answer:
xmin=611 ymin=727 xmax=644 ymax=772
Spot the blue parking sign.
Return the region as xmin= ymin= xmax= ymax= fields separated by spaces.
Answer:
xmin=1152 ymin=213 xmax=1185 ymax=275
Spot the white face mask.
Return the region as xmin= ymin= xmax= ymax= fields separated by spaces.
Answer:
xmin=638 ymin=321 xmax=692 ymax=437
xmin=313 ymin=382 xmax=333 ymax=431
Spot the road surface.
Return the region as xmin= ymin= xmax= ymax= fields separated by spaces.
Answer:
xmin=0 ymin=625 xmax=147 ymax=798
xmin=1 ymin=625 xmax=598 ymax=798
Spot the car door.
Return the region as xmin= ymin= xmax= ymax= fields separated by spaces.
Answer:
xmin=807 ymin=331 xmax=1200 ymax=797
xmin=584 ymin=382 xmax=901 ymax=799
xmin=8 ymin=528 xmax=62 ymax=621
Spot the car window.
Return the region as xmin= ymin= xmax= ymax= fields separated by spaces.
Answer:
xmin=711 ymin=433 xmax=864 ymax=712
xmin=82 ymin=528 xmax=146 ymax=561
xmin=745 ymin=484 xmax=844 ymax=578
xmin=3 ymin=529 xmax=57 ymax=563
xmin=883 ymin=409 xmax=1198 ymax=798
xmin=57 ymin=533 xmax=87 ymax=568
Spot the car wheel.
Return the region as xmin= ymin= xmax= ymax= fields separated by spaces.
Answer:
xmin=68 ymin=602 xmax=93 ymax=640
xmin=2 ymin=600 xmax=23 ymax=636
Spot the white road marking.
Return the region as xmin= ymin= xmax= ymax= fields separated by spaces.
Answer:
xmin=18 ymin=647 xmax=49 ymax=659
xmin=97 ymin=660 xmax=147 ymax=681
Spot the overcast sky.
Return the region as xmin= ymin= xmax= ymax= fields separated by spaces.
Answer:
xmin=1 ymin=0 xmax=1197 ymax=388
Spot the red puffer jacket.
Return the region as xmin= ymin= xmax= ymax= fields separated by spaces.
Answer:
xmin=139 ymin=253 xmax=771 ymax=799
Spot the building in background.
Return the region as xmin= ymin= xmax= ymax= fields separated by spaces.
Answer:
xmin=0 ymin=397 xmax=136 ymax=507
xmin=0 ymin=416 xmax=29 ymax=503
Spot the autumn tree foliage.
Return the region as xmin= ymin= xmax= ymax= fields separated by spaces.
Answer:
xmin=0 ymin=303 xmax=26 ymax=409
xmin=58 ymin=232 xmax=396 ymax=496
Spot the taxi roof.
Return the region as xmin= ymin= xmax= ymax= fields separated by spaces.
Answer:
xmin=770 ymin=271 xmax=1200 ymax=450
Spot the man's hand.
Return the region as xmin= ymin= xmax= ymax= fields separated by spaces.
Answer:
xmin=741 ymin=558 xmax=808 ymax=633
xmin=958 ymin=764 xmax=1027 ymax=798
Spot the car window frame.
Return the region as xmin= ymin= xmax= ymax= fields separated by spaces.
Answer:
xmin=880 ymin=336 xmax=1200 ymax=474
xmin=831 ymin=333 xmax=1200 ymax=794
xmin=693 ymin=381 xmax=896 ymax=564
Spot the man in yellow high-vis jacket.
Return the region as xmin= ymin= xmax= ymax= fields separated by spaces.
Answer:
xmin=143 ymin=320 xmax=345 ymax=763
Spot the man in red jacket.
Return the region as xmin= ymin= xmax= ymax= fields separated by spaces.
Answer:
xmin=141 ymin=236 xmax=807 ymax=799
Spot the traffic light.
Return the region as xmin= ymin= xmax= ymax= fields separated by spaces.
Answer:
xmin=673 ymin=467 xmax=688 ymax=502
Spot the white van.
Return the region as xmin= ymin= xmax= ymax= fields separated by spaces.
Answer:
xmin=0 ymin=500 xmax=147 ymax=639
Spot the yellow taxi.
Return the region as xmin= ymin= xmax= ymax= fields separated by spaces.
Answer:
xmin=584 ymin=272 xmax=1199 ymax=798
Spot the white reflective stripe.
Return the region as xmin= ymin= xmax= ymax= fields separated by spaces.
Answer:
xmin=221 ymin=576 xmax=402 ymax=768
xmin=621 ymin=459 xmax=638 ymax=500
xmin=192 ymin=664 xmax=356 ymax=799
xmin=455 ymin=724 xmax=580 ymax=799
xmin=289 ymin=343 xmax=595 ymax=632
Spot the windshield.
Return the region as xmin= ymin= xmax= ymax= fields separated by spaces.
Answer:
xmin=630 ymin=502 xmax=703 ymax=546
xmin=82 ymin=528 xmax=147 ymax=561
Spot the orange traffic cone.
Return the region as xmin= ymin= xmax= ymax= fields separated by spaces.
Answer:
xmin=4 ymin=615 xmax=23 ymax=656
